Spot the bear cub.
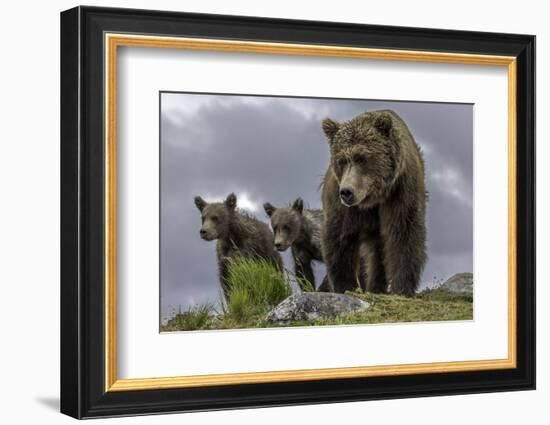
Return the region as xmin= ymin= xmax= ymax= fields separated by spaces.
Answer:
xmin=321 ymin=110 xmax=427 ymax=296
xmin=263 ymin=198 xmax=330 ymax=292
xmin=194 ymin=193 xmax=283 ymax=299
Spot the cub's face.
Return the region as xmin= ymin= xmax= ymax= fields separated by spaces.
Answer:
xmin=194 ymin=193 xmax=237 ymax=241
xmin=322 ymin=111 xmax=398 ymax=208
xmin=263 ymin=198 xmax=303 ymax=251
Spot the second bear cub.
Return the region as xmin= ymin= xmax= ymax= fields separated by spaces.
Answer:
xmin=263 ymin=198 xmax=329 ymax=291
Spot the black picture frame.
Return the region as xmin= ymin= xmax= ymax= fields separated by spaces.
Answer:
xmin=60 ymin=5 xmax=535 ymax=419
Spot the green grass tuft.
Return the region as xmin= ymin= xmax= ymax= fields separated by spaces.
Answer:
xmin=224 ymin=286 xmax=254 ymax=321
xmin=161 ymin=303 xmax=213 ymax=332
xmin=223 ymin=256 xmax=292 ymax=319
xmin=294 ymin=274 xmax=316 ymax=293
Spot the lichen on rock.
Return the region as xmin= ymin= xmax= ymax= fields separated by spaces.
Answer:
xmin=266 ymin=292 xmax=370 ymax=324
xmin=439 ymin=273 xmax=473 ymax=294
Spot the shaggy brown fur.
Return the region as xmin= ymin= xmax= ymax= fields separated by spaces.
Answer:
xmin=194 ymin=193 xmax=283 ymax=299
xmin=321 ymin=110 xmax=427 ymax=296
xmin=263 ymin=198 xmax=330 ymax=292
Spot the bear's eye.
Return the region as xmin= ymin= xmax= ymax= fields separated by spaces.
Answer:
xmin=211 ymin=216 xmax=219 ymax=223
xmin=336 ymin=157 xmax=348 ymax=169
xmin=354 ymin=156 xmax=367 ymax=166
xmin=283 ymin=225 xmax=290 ymax=232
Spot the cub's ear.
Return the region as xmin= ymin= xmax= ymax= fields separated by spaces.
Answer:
xmin=374 ymin=112 xmax=393 ymax=137
xmin=292 ymin=198 xmax=304 ymax=214
xmin=263 ymin=202 xmax=276 ymax=217
xmin=322 ymin=118 xmax=340 ymax=141
xmin=194 ymin=196 xmax=207 ymax=212
xmin=224 ymin=192 xmax=237 ymax=210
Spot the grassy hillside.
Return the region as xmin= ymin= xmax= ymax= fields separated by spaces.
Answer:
xmin=303 ymin=288 xmax=473 ymax=327
xmin=161 ymin=258 xmax=473 ymax=332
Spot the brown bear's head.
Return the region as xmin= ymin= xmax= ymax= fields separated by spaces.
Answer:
xmin=263 ymin=198 xmax=304 ymax=251
xmin=322 ymin=110 xmax=401 ymax=208
xmin=194 ymin=193 xmax=237 ymax=241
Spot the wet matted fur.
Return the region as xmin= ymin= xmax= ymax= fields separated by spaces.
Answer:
xmin=321 ymin=110 xmax=427 ymax=296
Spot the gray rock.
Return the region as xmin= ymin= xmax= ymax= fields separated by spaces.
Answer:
xmin=439 ymin=272 xmax=473 ymax=293
xmin=266 ymin=292 xmax=370 ymax=324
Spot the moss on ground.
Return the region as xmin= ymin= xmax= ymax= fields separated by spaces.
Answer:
xmin=161 ymin=288 xmax=472 ymax=332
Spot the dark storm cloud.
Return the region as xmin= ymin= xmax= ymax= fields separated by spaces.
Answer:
xmin=160 ymin=93 xmax=473 ymax=319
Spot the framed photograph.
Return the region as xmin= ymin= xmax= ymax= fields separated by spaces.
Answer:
xmin=60 ymin=6 xmax=535 ymax=419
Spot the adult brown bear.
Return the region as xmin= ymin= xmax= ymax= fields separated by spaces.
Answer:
xmin=321 ymin=110 xmax=427 ymax=297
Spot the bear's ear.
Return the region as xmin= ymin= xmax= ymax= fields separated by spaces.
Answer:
xmin=263 ymin=202 xmax=276 ymax=217
xmin=194 ymin=196 xmax=207 ymax=212
xmin=224 ymin=193 xmax=237 ymax=210
xmin=322 ymin=118 xmax=340 ymax=141
xmin=374 ymin=112 xmax=393 ymax=137
xmin=292 ymin=198 xmax=304 ymax=214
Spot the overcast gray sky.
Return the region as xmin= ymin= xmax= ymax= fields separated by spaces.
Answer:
xmin=160 ymin=92 xmax=473 ymax=321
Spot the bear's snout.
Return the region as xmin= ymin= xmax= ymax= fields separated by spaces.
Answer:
xmin=275 ymin=242 xmax=287 ymax=251
xmin=339 ymin=187 xmax=355 ymax=206
xmin=200 ymin=228 xmax=216 ymax=241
